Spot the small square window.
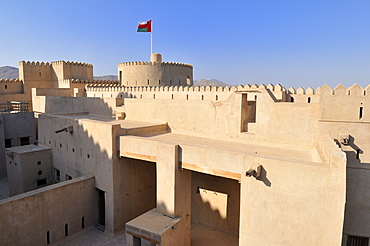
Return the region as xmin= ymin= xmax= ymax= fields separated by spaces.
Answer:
xmin=37 ymin=161 xmax=41 ymax=165
xmin=37 ymin=178 xmax=47 ymax=187
xmin=20 ymin=137 xmax=30 ymax=146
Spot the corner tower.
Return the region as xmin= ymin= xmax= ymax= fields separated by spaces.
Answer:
xmin=117 ymin=53 xmax=193 ymax=87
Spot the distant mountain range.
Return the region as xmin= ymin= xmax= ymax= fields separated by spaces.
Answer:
xmin=0 ymin=66 xmax=18 ymax=79
xmin=193 ymin=79 xmax=229 ymax=87
xmin=1 ymin=66 xmax=230 ymax=87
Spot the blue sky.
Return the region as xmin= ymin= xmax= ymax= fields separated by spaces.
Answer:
xmin=1 ymin=0 xmax=370 ymax=89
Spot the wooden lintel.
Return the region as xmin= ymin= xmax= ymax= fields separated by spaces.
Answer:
xmin=181 ymin=162 xmax=241 ymax=181
xmin=121 ymin=151 xmax=156 ymax=162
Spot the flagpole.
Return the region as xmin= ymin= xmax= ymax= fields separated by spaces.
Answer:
xmin=150 ymin=19 xmax=153 ymax=54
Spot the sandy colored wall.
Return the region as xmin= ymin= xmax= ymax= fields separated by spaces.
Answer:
xmin=117 ymin=158 xmax=156 ymax=226
xmin=6 ymin=147 xmax=53 ymax=196
xmin=118 ymin=62 xmax=193 ymax=87
xmin=38 ymin=113 xmax=124 ymax=234
xmin=0 ymin=79 xmax=23 ymax=94
xmin=0 ymin=112 xmax=36 ymax=177
xmin=0 ymin=175 xmax=97 ymax=245
xmin=191 ymin=172 xmax=240 ymax=237
xmin=33 ymin=96 xmax=115 ymax=116
xmin=239 ymin=154 xmax=346 ymax=246
xmin=123 ymin=90 xmax=318 ymax=148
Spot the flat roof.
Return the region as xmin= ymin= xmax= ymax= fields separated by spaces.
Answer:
xmin=6 ymin=144 xmax=50 ymax=154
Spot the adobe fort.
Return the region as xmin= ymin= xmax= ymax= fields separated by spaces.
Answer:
xmin=0 ymin=53 xmax=367 ymax=245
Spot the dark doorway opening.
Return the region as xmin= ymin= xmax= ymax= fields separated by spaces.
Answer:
xmin=97 ymin=189 xmax=105 ymax=230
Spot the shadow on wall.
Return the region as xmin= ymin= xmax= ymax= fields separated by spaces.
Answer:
xmin=346 ymin=135 xmax=367 ymax=164
xmin=256 ymin=166 xmax=271 ymax=187
xmin=191 ymin=172 xmax=240 ymax=239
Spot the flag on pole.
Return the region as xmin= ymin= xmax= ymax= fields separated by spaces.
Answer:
xmin=137 ymin=20 xmax=152 ymax=32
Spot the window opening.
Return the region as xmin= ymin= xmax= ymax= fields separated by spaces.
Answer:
xmin=5 ymin=139 xmax=11 ymax=148
xmin=54 ymin=168 xmax=60 ymax=182
xmin=5 ymin=85 xmax=7 ymax=89
xmin=359 ymin=106 xmax=364 ymax=119
xmin=65 ymin=224 xmax=69 ymax=236
xmin=290 ymin=97 xmax=294 ymax=102
xmin=308 ymin=97 xmax=311 ymax=103
xmin=65 ymin=174 xmax=72 ymax=180
xmin=20 ymin=137 xmax=30 ymax=146
xmin=82 ymin=217 xmax=85 ymax=229
xmin=38 ymin=170 xmax=43 ymax=175
xmin=347 ymin=235 xmax=369 ymax=246
xmin=37 ymin=178 xmax=47 ymax=187
xmin=216 ymin=95 xmax=218 ymax=101
xmin=47 ymin=231 xmax=50 ymax=244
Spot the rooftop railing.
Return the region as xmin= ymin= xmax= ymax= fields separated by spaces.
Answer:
xmin=0 ymin=102 xmax=29 ymax=113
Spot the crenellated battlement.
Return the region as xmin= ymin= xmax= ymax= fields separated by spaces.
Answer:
xmin=118 ymin=61 xmax=193 ymax=68
xmin=69 ymin=79 xmax=119 ymax=85
xmin=19 ymin=61 xmax=52 ymax=67
xmin=0 ymin=79 xmax=23 ymax=84
xmin=51 ymin=60 xmax=93 ymax=67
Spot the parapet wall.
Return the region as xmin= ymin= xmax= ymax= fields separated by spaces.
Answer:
xmin=0 ymin=79 xmax=23 ymax=94
xmin=0 ymin=175 xmax=97 ymax=245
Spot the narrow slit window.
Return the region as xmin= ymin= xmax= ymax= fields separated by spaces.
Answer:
xmin=82 ymin=217 xmax=85 ymax=229
xmin=65 ymin=223 xmax=69 ymax=236
xmin=47 ymin=231 xmax=50 ymax=244
xmin=290 ymin=97 xmax=294 ymax=102
xmin=359 ymin=106 xmax=364 ymax=119
xmin=308 ymin=97 xmax=311 ymax=103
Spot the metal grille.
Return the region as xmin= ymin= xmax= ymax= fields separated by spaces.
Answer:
xmin=347 ymin=235 xmax=369 ymax=246
xmin=0 ymin=102 xmax=29 ymax=113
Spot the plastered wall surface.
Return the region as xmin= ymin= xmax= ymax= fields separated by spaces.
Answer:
xmin=0 ymin=175 xmax=97 ymax=245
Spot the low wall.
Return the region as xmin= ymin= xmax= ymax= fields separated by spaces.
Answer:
xmin=0 ymin=175 xmax=97 ymax=245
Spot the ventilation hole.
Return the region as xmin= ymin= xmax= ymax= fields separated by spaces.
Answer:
xmin=37 ymin=161 xmax=41 ymax=165
xmin=60 ymin=144 xmax=62 ymax=148
xmin=38 ymin=170 xmax=43 ymax=175
xmin=87 ymin=154 xmax=90 ymax=159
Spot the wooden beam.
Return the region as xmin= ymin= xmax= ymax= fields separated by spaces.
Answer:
xmin=120 ymin=151 xmax=156 ymax=162
xmin=181 ymin=162 xmax=241 ymax=181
